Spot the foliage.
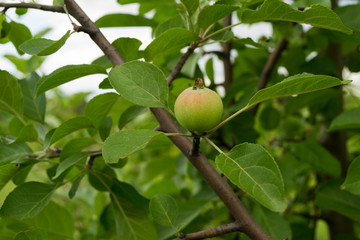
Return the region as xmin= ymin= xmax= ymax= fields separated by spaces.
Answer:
xmin=0 ymin=0 xmax=360 ymax=239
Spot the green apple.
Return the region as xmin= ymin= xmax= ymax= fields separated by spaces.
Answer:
xmin=174 ymin=78 xmax=223 ymax=134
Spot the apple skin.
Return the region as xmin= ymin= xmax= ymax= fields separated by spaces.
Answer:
xmin=174 ymin=86 xmax=223 ymax=133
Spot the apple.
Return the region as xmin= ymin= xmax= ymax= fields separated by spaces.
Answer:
xmin=174 ymin=78 xmax=223 ymax=134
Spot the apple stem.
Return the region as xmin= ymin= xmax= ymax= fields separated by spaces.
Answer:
xmin=193 ymin=78 xmax=204 ymax=90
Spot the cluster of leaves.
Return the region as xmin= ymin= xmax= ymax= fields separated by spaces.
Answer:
xmin=0 ymin=0 xmax=360 ymax=239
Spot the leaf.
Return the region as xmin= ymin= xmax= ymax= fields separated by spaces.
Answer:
xmin=0 ymin=70 xmax=24 ymax=120
xmin=36 ymin=64 xmax=107 ymax=96
xmin=22 ymin=201 xmax=74 ymax=238
xmin=68 ymin=172 xmax=85 ymax=199
xmin=111 ymin=195 xmax=157 ymax=240
xmin=99 ymin=117 xmax=113 ymax=141
xmin=335 ymin=4 xmax=360 ymax=31
xmin=19 ymin=30 xmax=71 ymax=56
xmin=19 ymin=72 xmax=46 ymax=123
xmin=103 ymin=129 xmax=164 ymax=164
xmin=17 ymin=124 xmax=38 ymax=142
xmin=0 ymin=164 xmax=21 ymax=190
xmin=14 ymin=229 xmax=48 ymax=240
xmin=241 ymin=0 xmax=352 ymax=34
xmin=95 ymin=13 xmax=157 ymax=28
xmin=291 ymin=140 xmax=341 ymax=177
xmin=180 ymin=0 xmax=199 ymax=16
xmin=215 ymin=143 xmax=287 ymax=212
xmin=85 ymin=93 xmax=119 ymax=128
xmin=252 ymin=204 xmax=292 ymax=240
xmin=53 ymin=152 xmax=88 ymax=179
xmin=0 ymin=141 xmax=32 ymax=165
xmin=144 ymin=28 xmax=200 ymax=61
xmin=247 ymin=74 xmax=347 ymax=107
xmin=153 ymin=16 xmax=185 ymax=37
xmin=108 ymin=61 xmax=169 ymax=108
xmin=8 ymin=21 xmax=32 ymax=55
xmin=341 ymin=155 xmax=360 ymax=195
xmin=329 ymin=106 xmax=360 ymax=131
xmin=112 ymin=37 xmax=142 ymax=62
xmin=205 ymin=58 xmax=214 ymax=83
xmin=198 ymin=4 xmax=239 ymax=30
xmin=150 ymin=194 xmax=178 ymax=226
xmin=0 ymin=182 xmax=55 ymax=219
xmin=49 ymin=117 xmax=93 ymax=146
xmin=60 ymin=137 xmax=96 ymax=161
xmin=118 ymin=105 xmax=147 ymax=129
xmin=316 ymin=179 xmax=360 ymax=223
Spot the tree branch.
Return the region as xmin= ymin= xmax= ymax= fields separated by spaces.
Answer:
xmin=175 ymin=222 xmax=241 ymax=240
xmin=64 ymin=0 xmax=125 ymax=66
xmin=252 ymin=37 xmax=288 ymax=114
xmin=167 ymin=42 xmax=199 ymax=85
xmin=221 ymin=15 xmax=233 ymax=91
xmin=0 ymin=2 xmax=65 ymax=13
xmin=47 ymin=1 xmax=272 ymax=239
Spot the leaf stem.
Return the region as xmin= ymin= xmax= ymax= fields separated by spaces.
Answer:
xmin=203 ymin=136 xmax=224 ymax=154
xmin=201 ymin=21 xmax=242 ymax=43
xmin=207 ymin=105 xmax=250 ymax=135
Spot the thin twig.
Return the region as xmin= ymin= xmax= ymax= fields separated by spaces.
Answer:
xmin=252 ymin=38 xmax=288 ymax=114
xmin=175 ymin=221 xmax=242 ymax=240
xmin=0 ymin=2 xmax=65 ymax=13
xmin=167 ymin=42 xmax=199 ymax=85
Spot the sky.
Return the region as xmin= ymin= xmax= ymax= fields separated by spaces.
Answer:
xmin=1 ymin=0 xmax=358 ymax=96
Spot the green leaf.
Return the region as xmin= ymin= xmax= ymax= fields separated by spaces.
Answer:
xmin=17 ymin=124 xmax=38 ymax=142
xmin=316 ymin=179 xmax=360 ymax=223
xmin=95 ymin=13 xmax=157 ymax=28
xmin=68 ymin=172 xmax=85 ymax=199
xmin=198 ymin=5 xmax=239 ymax=30
xmin=14 ymin=229 xmax=48 ymax=240
xmin=0 ymin=164 xmax=21 ymax=190
xmin=150 ymin=194 xmax=178 ymax=226
xmin=0 ymin=182 xmax=55 ymax=219
xmin=60 ymin=137 xmax=96 ymax=161
xmin=36 ymin=64 xmax=107 ymax=96
xmin=53 ymin=152 xmax=88 ymax=179
xmin=252 ymin=204 xmax=292 ymax=240
xmin=103 ymin=130 xmax=164 ymax=164
xmin=291 ymin=140 xmax=341 ymax=177
xmin=111 ymin=195 xmax=157 ymax=240
xmin=341 ymin=155 xmax=360 ymax=195
xmin=144 ymin=28 xmax=200 ymax=61
xmin=22 ymin=201 xmax=74 ymax=238
xmin=108 ymin=61 xmax=169 ymax=108
xmin=335 ymin=4 xmax=360 ymax=31
xmin=0 ymin=141 xmax=32 ymax=165
xmin=49 ymin=117 xmax=93 ymax=146
xmin=329 ymin=106 xmax=360 ymax=132
xmin=112 ymin=37 xmax=142 ymax=62
xmin=180 ymin=0 xmax=199 ymax=16
xmin=205 ymin=58 xmax=214 ymax=83
xmin=241 ymin=0 xmax=352 ymax=34
xmin=118 ymin=105 xmax=147 ymax=129
xmin=85 ymin=93 xmax=119 ymax=128
xmin=19 ymin=72 xmax=46 ymax=123
xmin=99 ymin=117 xmax=113 ymax=141
xmin=247 ymin=74 xmax=346 ymax=107
xmin=153 ymin=16 xmax=185 ymax=37
xmin=8 ymin=21 xmax=32 ymax=55
xmin=19 ymin=30 xmax=71 ymax=56
xmin=215 ymin=143 xmax=287 ymax=212
xmin=0 ymin=70 xmax=24 ymax=121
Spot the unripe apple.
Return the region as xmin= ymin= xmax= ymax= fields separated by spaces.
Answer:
xmin=174 ymin=78 xmax=223 ymax=134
